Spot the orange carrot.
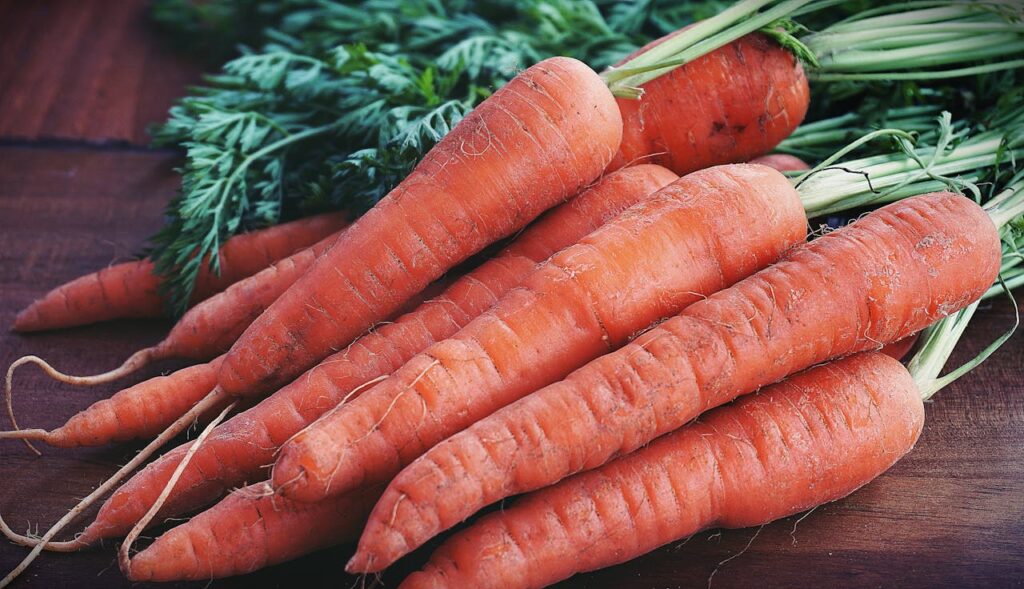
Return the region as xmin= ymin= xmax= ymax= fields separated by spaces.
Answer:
xmin=220 ymin=32 xmax=811 ymax=401
xmin=74 ymin=164 xmax=678 ymax=543
xmin=609 ymin=33 xmax=809 ymax=174
xmin=881 ymin=333 xmax=920 ymax=361
xmin=13 ymin=212 xmax=349 ymax=332
xmin=4 ymin=227 xmax=345 ymax=402
xmin=272 ymin=163 xmax=807 ymax=504
xmin=399 ymin=351 xmax=924 ymax=589
xmin=217 ymin=57 xmax=623 ymax=399
xmin=124 ymin=482 xmax=379 ymax=582
xmin=1 ymin=358 xmax=225 ymax=448
xmin=350 ymin=191 xmax=999 ymax=572
xmin=749 ymin=153 xmax=810 ymax=171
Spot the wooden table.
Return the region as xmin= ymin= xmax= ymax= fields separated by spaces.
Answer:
xmin=1 ymin=2 xmax=1022 ymax=587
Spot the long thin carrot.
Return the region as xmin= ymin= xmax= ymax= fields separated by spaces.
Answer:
xmin=216 ymin=57 xmax=623 ymax=399
xmin=398 ymin=351 xmax=925 ymax=589
xmin=6 ymin=227 xmax=345 ymax=394
xmin=123 ymin=482 xmax=380 ymax=582
xmin=272 ymin=163 xmax=807 ymax=503
xmin=13 ymin=211 xmax=349 ymax=332
xmin=349 ymin=191 xmax=1001 ymax=572
xmin=71 ymin=164 xmax=678 ymax=544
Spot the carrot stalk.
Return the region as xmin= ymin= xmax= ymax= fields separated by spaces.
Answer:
xmin=348 ymin=190 xmax=1002 ymax=572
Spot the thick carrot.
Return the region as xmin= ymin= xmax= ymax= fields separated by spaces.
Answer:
xmin=609 ymin=33 xmax=809 ymax=173
xmin=350 ymin=191 xmax=1000 ymax=571
xmin=881 ymin=333 xmax=920 ymax=362
xmin=749 ymin=153 xmax=810 ymax=172
xmin=399 ymin=351 xmax=924 ymax=589
xmin=75 ymin=164 xmax=678 ymax=543
xmin=217 ymin=57 xmax=623 ymax=399
xmin=124 ymin=483 xmax=379 ymax=582
xmin=272 ymin=163 xmax=807 ymax=503
xmin=13 ymin=212 xmax=349 ymax=332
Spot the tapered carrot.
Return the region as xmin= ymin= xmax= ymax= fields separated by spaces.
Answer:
xmin=124 ymin=482 xmax=380 ymax=582
xmin=216 ymin=57 xmax=623 ymax=399
xmin=272 ymin=163 xmax=807 ymax=503
xmin=73 ymin=164 xmax=678 ymax=543
xmin=13 ymin=211 xmax=349 ymax=332
xmin=399 ymin=351 xmax=925 ymax=589
xmin=350 ymin=191 xmax=1000 ymax=572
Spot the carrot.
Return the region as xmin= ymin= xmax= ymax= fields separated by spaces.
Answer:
xmin=608 ymin=33 xmax=809 ymax=174
xmin=216 ymin=32 xmax=811 ymax=400
xmin=216 ymin=57 xmax=623 ymax=399
xmin=349 ymin=191 xmax=1000 ymax=572
xmin=13 ymin=211 xmax=349 ymax=332
xmin=6 ymin=227 xmax=345 ymax=393
xmin=398 ymin=351 xmax=925 ymax=589
xmin=1 ymin=358 xmax=226 ymax=448
xmin=124 ymin=482 xmax=380 ymax=582
xmin=73 ymin=164 xmax=678 ymax=544
xmin=881 ymin=333 xmax=920 ymax=362
xmin=272 ymin=163 xmax=807 ymax=503
xmin=749 ymin=153 xmax=810 ymax=172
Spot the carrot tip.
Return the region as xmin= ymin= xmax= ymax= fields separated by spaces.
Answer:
xmin=345 ymin=553 xmax=368 ymax=574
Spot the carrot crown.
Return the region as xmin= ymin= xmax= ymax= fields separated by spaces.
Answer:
xmin=793 ymin=107 xmax=1024 ymax=217
xmin=604 ymin=0 xmax=1024 ymax=98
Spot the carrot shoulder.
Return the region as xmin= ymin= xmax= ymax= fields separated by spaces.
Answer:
xmin=352 ymin=191 xmax=1000 ymax=572
xmin=13 ymin=212 xmax=348 ymax=332
xmin=272 ymin=163 xmax=807 ymax=504
xmin=400 ymin=352 xmax=924 ymax=589
xmin=78 ymin=164 xmax=677 ymax=543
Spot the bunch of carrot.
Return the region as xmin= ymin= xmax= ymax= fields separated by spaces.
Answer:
xmin=2 ymin=1 xmax=1023 ymax=587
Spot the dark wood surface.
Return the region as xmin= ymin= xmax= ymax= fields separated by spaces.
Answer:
xmin=1 ymin=2 xmax=1022 ymax=588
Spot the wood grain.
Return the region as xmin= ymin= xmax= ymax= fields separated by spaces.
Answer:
xmin=0 ymin=2 xmax=1021 ymax=588
xmin=0 ymin=0 xmax=201 ymax=145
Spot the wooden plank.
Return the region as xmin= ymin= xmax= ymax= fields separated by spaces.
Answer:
xmin=0 ymin=145 xmax=1021 ymax=588
xmin=0 ymin=0 xmax=201 ymax=145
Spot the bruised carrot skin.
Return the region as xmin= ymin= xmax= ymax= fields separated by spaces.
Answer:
xmin=352 ymin=192 xmax=1000 ymax=571
xmin=80 ymin=165 xmax=678 ymax=543
xmin=124 ymin=483 xmax=380 ymax=582
xmin=272 ymin=164 xmax=807 ymax=504
xmin=400 ymin=352 xmax=924 ymax=589
xmin=749 ymin=153 xmax=810 ymax=172
xmin=608 ymin=33 xmax=810 ymax=174
xmin=218 ymin=57 xmax=623 ymax=399
xmin=13 ymin=212 xmax=349 ymax=332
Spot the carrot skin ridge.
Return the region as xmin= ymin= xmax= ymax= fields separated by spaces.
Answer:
xmin=399 ymin=352 xmax=924 ymax=589
xmin=218 ymin=57 xmax=624 ymax=398
xmin=126 ymin=483 xmax=380 ymax=582
xmin=82 ymin=165 xmax=677 ymax=542
xmin=272 ymin=163 xmax=808 ymax=504
xmin=353 ymin=191 xmax=1001 ymax=571
xmin=13 ymin=212 xmax=349 ymax=332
